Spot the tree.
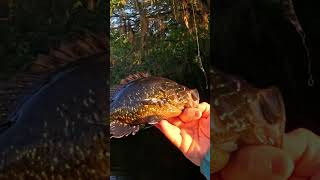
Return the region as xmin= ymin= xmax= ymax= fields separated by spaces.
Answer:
xmin=110 ymin=0 xmax=210 ymax=98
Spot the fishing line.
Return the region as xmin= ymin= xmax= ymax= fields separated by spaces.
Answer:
xmin=300 ymin=32 xmax=314 ymax=87
xmin=292 ymin=23 xmax=314 ymax=87
xmin=283 ymin=0 xmax=314 ymax=87
xmin=191 ymin=0 xmax=208 ymax=89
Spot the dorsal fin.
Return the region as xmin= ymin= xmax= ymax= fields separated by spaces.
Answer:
xmin=0 ymin=31 xmax=107 ymax=122
xmin=120 ymin=72 xmax=150 ymax=85
xmin=110 ymin=72 xmax=150 ymax=101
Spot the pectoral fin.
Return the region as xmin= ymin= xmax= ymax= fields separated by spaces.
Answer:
xmin=110 ymin=121 xmax=140 ymax=138
xmin=145 ymin=115 xmax=162 ymax=125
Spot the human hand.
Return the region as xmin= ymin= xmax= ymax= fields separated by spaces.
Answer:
xmin=155 ymin=102 xmax=210 ymax=166
xmin=213 ymin=128 xmax=320 ymax=180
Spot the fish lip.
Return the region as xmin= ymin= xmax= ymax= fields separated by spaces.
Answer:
xmin=185 ymin=89 xmax=200 ymax=108
xmin=191 ymin=89 xmax=200 ymax=101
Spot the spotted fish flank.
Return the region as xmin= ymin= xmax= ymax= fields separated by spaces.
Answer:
xmin=0 ymin=32 xmax=109 ymax=179
xmin=110 ymin=73 xmax=200 ymax=138
xmin=210 ymin=68 xmax=286 ymax=173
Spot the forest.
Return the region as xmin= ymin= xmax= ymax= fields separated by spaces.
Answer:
xmin=110 ymin=0 xmax=210 ymax=99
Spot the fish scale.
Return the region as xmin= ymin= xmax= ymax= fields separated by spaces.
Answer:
xmin=0 ymin=32 xmax=109 ymax=179
xmin=210 ymin=68 xmax=286 ymax=173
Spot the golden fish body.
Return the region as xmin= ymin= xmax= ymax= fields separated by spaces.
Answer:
xmin=111 ymin=74 xmax=199 ymax=138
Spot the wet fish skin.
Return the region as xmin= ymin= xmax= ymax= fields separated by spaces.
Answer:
xmin=210 ymin=68 xmax=286 ymax=173
xmin=0 ymin=57 xmax=109 ymax=179
xmin=111 ymin=76 xmax=200 ymax=138
xmin=0 ymin=32 xmax=109 ymax=179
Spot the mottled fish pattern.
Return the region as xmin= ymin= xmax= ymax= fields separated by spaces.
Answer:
xmin=210 ymin=68 xmax=286 ymax=173
xmin=110 ymin=73 xmax=200 ymax=138
xmin=0 ymin=32 xmax=109 ymax=179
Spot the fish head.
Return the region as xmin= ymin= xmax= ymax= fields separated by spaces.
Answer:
xmin=164 ymin=82 xmax=200 ymax=112
xmin=210 ymin=68 xmax=287 ymax=173
xmin=139 ymin=79 xmax=200 ymax=120
xmin=243 ymin=87 xmax=286 ymax=147
xmin=184 ymin=88 xmax=200 ymax=108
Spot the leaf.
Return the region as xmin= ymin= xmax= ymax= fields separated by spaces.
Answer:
xmin=72 ymin=1 xmax=83 ymax=10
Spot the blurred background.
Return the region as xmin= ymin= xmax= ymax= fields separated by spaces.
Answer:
xmin=213 ymin=0 xmax=320 ymax=135
xmin=0 ymin=0 xmax=105 ymax=81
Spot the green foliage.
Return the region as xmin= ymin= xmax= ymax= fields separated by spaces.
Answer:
xmin=111 ymin=25 xmax=210 ymax=98
xmin=110 ymin=0 xmax=210 ymax=99
xmin=110 ymin=0 xmax=122 ymax=15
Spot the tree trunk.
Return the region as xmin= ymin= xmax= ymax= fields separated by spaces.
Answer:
xmin=87 ymin=0 xmax=97 ymax=11
xmin=136 ymin=0 xmax=149 ymax=60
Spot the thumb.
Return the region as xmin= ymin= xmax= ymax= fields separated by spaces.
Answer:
xmin=283 ymin=128 xmax=320 ymax=177
xmin=220 ymin=146 xmax=294 ymax=180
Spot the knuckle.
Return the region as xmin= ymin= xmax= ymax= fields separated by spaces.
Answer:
xmin=292 ymin=128 xmax=318 ymax=140
xmin=293 ymin=128 xmax=310 ymax=135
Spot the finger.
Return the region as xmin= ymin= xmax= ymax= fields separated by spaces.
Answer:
xmin=155 ymin=120 xmax=182 ymax=148
xmin=283 ymin=128 xmax=320 ymax=177
xmin=311 ymin=172 xmax=320 ymax=180
xmin=198 ymin=102 xmax=210 ymax=118
xmin=288 ymin=177 xmax=307 ymax=180
xmin=167 ymin=117 xmax=184 ymax=127
xmin=179 ymin=108 xmax=202 ymax=123
xmin=179 ymin=129 xmax=193 ymax=155
xmin=199 ymin=117 xmax=210 ymax=139
xmin=220 ymin=146 xmax=294 ymax=180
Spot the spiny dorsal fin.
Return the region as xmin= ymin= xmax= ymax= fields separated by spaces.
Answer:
xmin=0 ymin=32 xmax=107 ymax=122
xmin=120 ymin=72 xmax=150 ymax=85
xmin=110 ymin=72 xmax=150 ymax=101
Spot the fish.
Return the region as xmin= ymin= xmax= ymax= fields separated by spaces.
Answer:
xmin=110 ymin=73 xmax=200 ymax=138
xmin=210 ymin=68 xmax=286 ymax=173
xmin=0 ymin=32 xmax=110 ymax=179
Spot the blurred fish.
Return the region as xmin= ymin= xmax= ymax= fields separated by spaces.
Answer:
xmin=0 ymin=33 xmax=109 ymax=179
xmin=210 ymin=68 xmax=286 ymax=173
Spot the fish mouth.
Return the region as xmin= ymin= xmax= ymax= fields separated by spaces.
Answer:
xmin=185 ymin=89 xmax=200 ymax=108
